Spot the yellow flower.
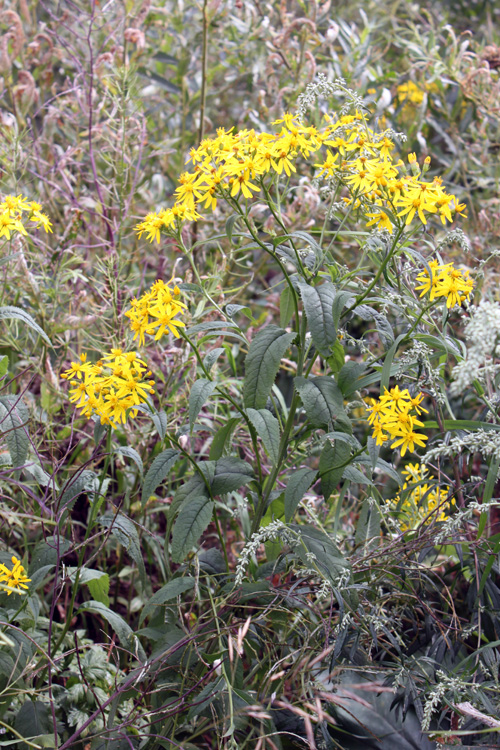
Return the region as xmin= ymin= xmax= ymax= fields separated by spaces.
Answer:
xmin=0 ymin=556 xmax=31 ymax=595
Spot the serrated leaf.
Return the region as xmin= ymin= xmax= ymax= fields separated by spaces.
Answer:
xmin=355 ymin=499 xmax=380 ymax=550
xmin=142 ymin=449 xmax=180 ymax=504
xmin=77 ymin=601 xmax=145 ymax=659
xmin=139 ymin=577 xmax=195 ymax=624
xmin=202 ymin=457 xmax=254 ymax=495
xmin=246 ymin=408 xmax=280 ymax=465
xmin=189 ymin=379 xmax=216 ymax=432
xmin=171 ymin=496 xmax=214 ymax=563
xmin=0 ymin=306 xmax=52 ymax=346
xmin=298 ymin=281 xmax=337 ymax=356
xmin=59 ymin=470 xmax=99 ymax=511
xmin=67 ymin=567 xmax=110 ymax=606
xmin=169 ymin=472 xmax=209 ymax=521
xmin=203 ymin=347 xmax=224 ymax=372
xmin=98 ymin=511 xmax=146 ymax=588
xmin=209 ymin=417 xmax=240 ymax=460
xmin=14 ymin=700 xmax=52 ymax=750
xmin=280 ymin=284 xmax=296 ymax=328
xmin=294 ymin=376 xmax=350 ymax=431
xmin=319 ymin=440 xmax=351 ymax=501
xmin=243 ymin=326 xmax=296 ymax=409
xmin=290 ymin=524 xmax=349 ymax=583
xmin=284 ymin=467 xmax=317 ymax=522
xmin=0 ymin=395 xmax=29 ymax=470
xmin=115 ymin=446 xmax=143 ymax=476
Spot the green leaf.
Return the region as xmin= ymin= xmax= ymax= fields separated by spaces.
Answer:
xmin=327 ymin=339 xmax=345 ymax=373
xmin=290 ymin=524 xmax=349 ymax=583
xmin=14 ymin=700 xmax=52 ymax=750
xmin=169 ymin=472 xmax=209 ymax=520
xmin=59 ymin=469 xmax=99 ymax=511
xmin=209 ymin=418 xmax=240 ymax=460
xmin=246 ymin=408 xmax=280 ymax=465
xmin=138 ymin=66 xmax=181 ymax=93
xmin=171 ymin=496 xmax=214 ymax=563
xmin=0 ymin=306 xmax=52 ymax=346
xmin=189 ymin=379 xmax=216 ymax=432
xmin=67 ymin=567 xmax=110 ymax=606
xmin=298 ymin=281 xmax=337 ymax=356
xmin=337 ymin=360 xmax=367 ymax=397
xmin=139 ymin=577 xmax=195 ymax=625
xmin=201 ymin=457 xmax=255 ymax=495
xmin=355 ymin=304 xmax=394 ymax=346
xmin=331 ymin=290 xmax=354 ymax=332
xmin=355 ymin=499 xmax=380 ymax=550
xmin=284 ymin=467 xmax=317 ymax=522
xmin=28 ymin=537 xmax=71 ymax=577
xmin=203 ymin=347 xmax=224 ymax=372
xmin=0 ymin=395 xmax=29 ymax=470
xmin=294 ymin=376 xmax=350 ymax=431
xmin=77 ymin=601 xmax=145 ymax=659
xmin=423 ymin=419 xmax=500 ymax=432
xmin=319 ymin=440 xmax=351 ymax=501
xmin=243 ymin=325 xmax=296 ymax=409
xmin=98 ymin=511 xmax=146 ymax=588
xmin=134 ymin=402 xmax=168 ymax=439
xmin=142 ymin=449 xmax=180 ymax=504
xmin=0 ymin=355 xmax=8 ymax=378
xmin=115 ymin=446 xmax=143 ymax=476
xmin=279 ymin=284 xmax=296 ymax=328
xmin=342 ymin=465 xmax=374 ymax=485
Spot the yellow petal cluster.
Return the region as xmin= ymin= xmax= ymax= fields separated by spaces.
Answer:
xmin=415 ymin=260 xmax=474 ymax=308
xmin=0 ymin=194 xmax=52 ymax=239
xmin=387 ymin=462 xmax=454 ymax=532
xmin=135 ymin=107 xmax=467 ymax=242
xmin=125 ymin=279 xmax=187 ymax=345
xmin=61 ymin=350 xmax=155 ymax=429
xmin=367 ymin=386 xmax=429 ymax=457
xmin=0 ymin=555 xmax=30 ymax=595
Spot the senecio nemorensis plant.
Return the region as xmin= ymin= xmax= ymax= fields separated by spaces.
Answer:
xmin=3 ymin=78 xmax=500 ymax=749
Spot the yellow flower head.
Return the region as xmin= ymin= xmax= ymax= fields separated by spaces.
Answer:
xmin=0 ymin=556 xmax=31 ymax=595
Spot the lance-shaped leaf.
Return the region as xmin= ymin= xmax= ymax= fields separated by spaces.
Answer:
xmin=171 ymin=496 xmax=214 ymax=563
xmin=246 ymin=408 xmax=280 ymax=465
xmin=0 ymin=395 xmax=29 ymax=469
xmin=139 ymin=577 xmax=195 ymax=625
xmin=189 ymin=379 xmax=217 ymax=432
xmin=243 ymin=325 xmax=296 ymax=409
xmin=0 ymin=306 xmax=52 ymax=346
xmin=142 ymin=449 xmax=180 ymax=504
xmin=290 ymin=524 xmax=349 ymax=583
xmin=294 ymin=376 xmax=351 ymax=431
xmin=78 ymin=600 xmax=146 ymax=660
xmin=202 ymin=457 xmax=254 ymax=495
xmin=298 ymin=280 xmax=337 ymax=356
xmin=99 ymin=511 xmax=146 ymax=588
xmin=285 ymin=467 xmax=317 ymax=522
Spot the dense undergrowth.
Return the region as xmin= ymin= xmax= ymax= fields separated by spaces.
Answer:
xmin=0 ymin=1 xmax=500 ymax=748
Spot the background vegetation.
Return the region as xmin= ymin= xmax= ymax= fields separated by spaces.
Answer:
xmin=0 ymin=0 xmax=500 ymax=748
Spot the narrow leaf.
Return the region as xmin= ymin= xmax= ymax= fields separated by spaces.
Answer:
xmin=284 ymin=467 xmax=317 ymax=522
xmin=142 ymin=449 xmax=180 ymax=504
xmin=139 ymin=577 xmax=195 ymax=624
xmin=0 ymin=306 xmax=52 ymax=346
xmin=189 ymin=379 xmax=216 ymax=432
xmin=243 ymin=325 xmax=296 ymax=409
xmin=98 ymin=511 xmax=146 ymax=588
xmin=246 ymin=408 xmax=280 ymax=465
xmin=171 ymin=496 xmax=214 ymax=563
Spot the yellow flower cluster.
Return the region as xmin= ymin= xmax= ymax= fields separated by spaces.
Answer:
xmin=415 ymin=259 xmax=474 ymax=308
xmin=61 ymin=350 xmax=155 ymax=429
xmin=0 ymin=194 xmax=52 ymax=239
xmin=125 ymin=279 xmax=187 ymax=346
xmin=397 ymin=81 xmax=425 ymax=106
xmin=387 ymin=463 xmax=453 ymax=532
xmin=367 ymin=386 xmax=428 ymax=456
xmin=135 ymin=109 xmax=466 ymax=242
xmin=0 ymin=555 xmax=30 ymax=596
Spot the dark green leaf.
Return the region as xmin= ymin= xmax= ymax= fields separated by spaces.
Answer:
xmin=319 ymin=440 xmax=351 ymax=501
xmin=284 ymin=467 xmax=317 ymax=522
xmin=77 ymin=601 xmax=145 ymax=659
xmin=202 ymin=457 xmax=254 ymax=495
xmin=294 ymin=376 xmax=350 ymax=431
xmin=332 ymin=290 xmax=354 ymax=332
xmin=115 ymin=446 xmax=143 ymax=476
xmin=138 ymin=66 xmax=181 ymax=93
xmin=189 ymin=379 xmax=216 ymax=432
xmin=59 ymin=469 xmax=99 ymax=511
xmin=0 ymin=395 xmax=29 ymax=470
xmin=246 ymin=408 xmax=280 ymax=465
xmin=298 ymin=281 xmax=337 ymax=356
xmin=209 ymin=418 xmax=240 ymax=460
xmin=290 ymin=524 xmax=349 ymax=583
xmin=355 ymin=499 xmax=381 ymax=550
xmin=139 ymin=577 xmax=195 ymax=625
xmin=171 ymin=496 xmax=214 ymax=563
xmin=14 ymin=700 xmax=51 ymax=750
xmin=0 ymin=306 xmax=52 ymax=346
xmin=142 ymin=449 xmax=180 ymax=504
xmin=280 ymin=284 xmax=296 ymax=328
xmin=98 ymin=512 xmax=146 ymax=588
xmin=243 ymin=325 xmax=296 ymax=409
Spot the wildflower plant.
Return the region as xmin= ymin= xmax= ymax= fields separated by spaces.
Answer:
xmin=4 ymin=52 xmax=500 ymax=749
